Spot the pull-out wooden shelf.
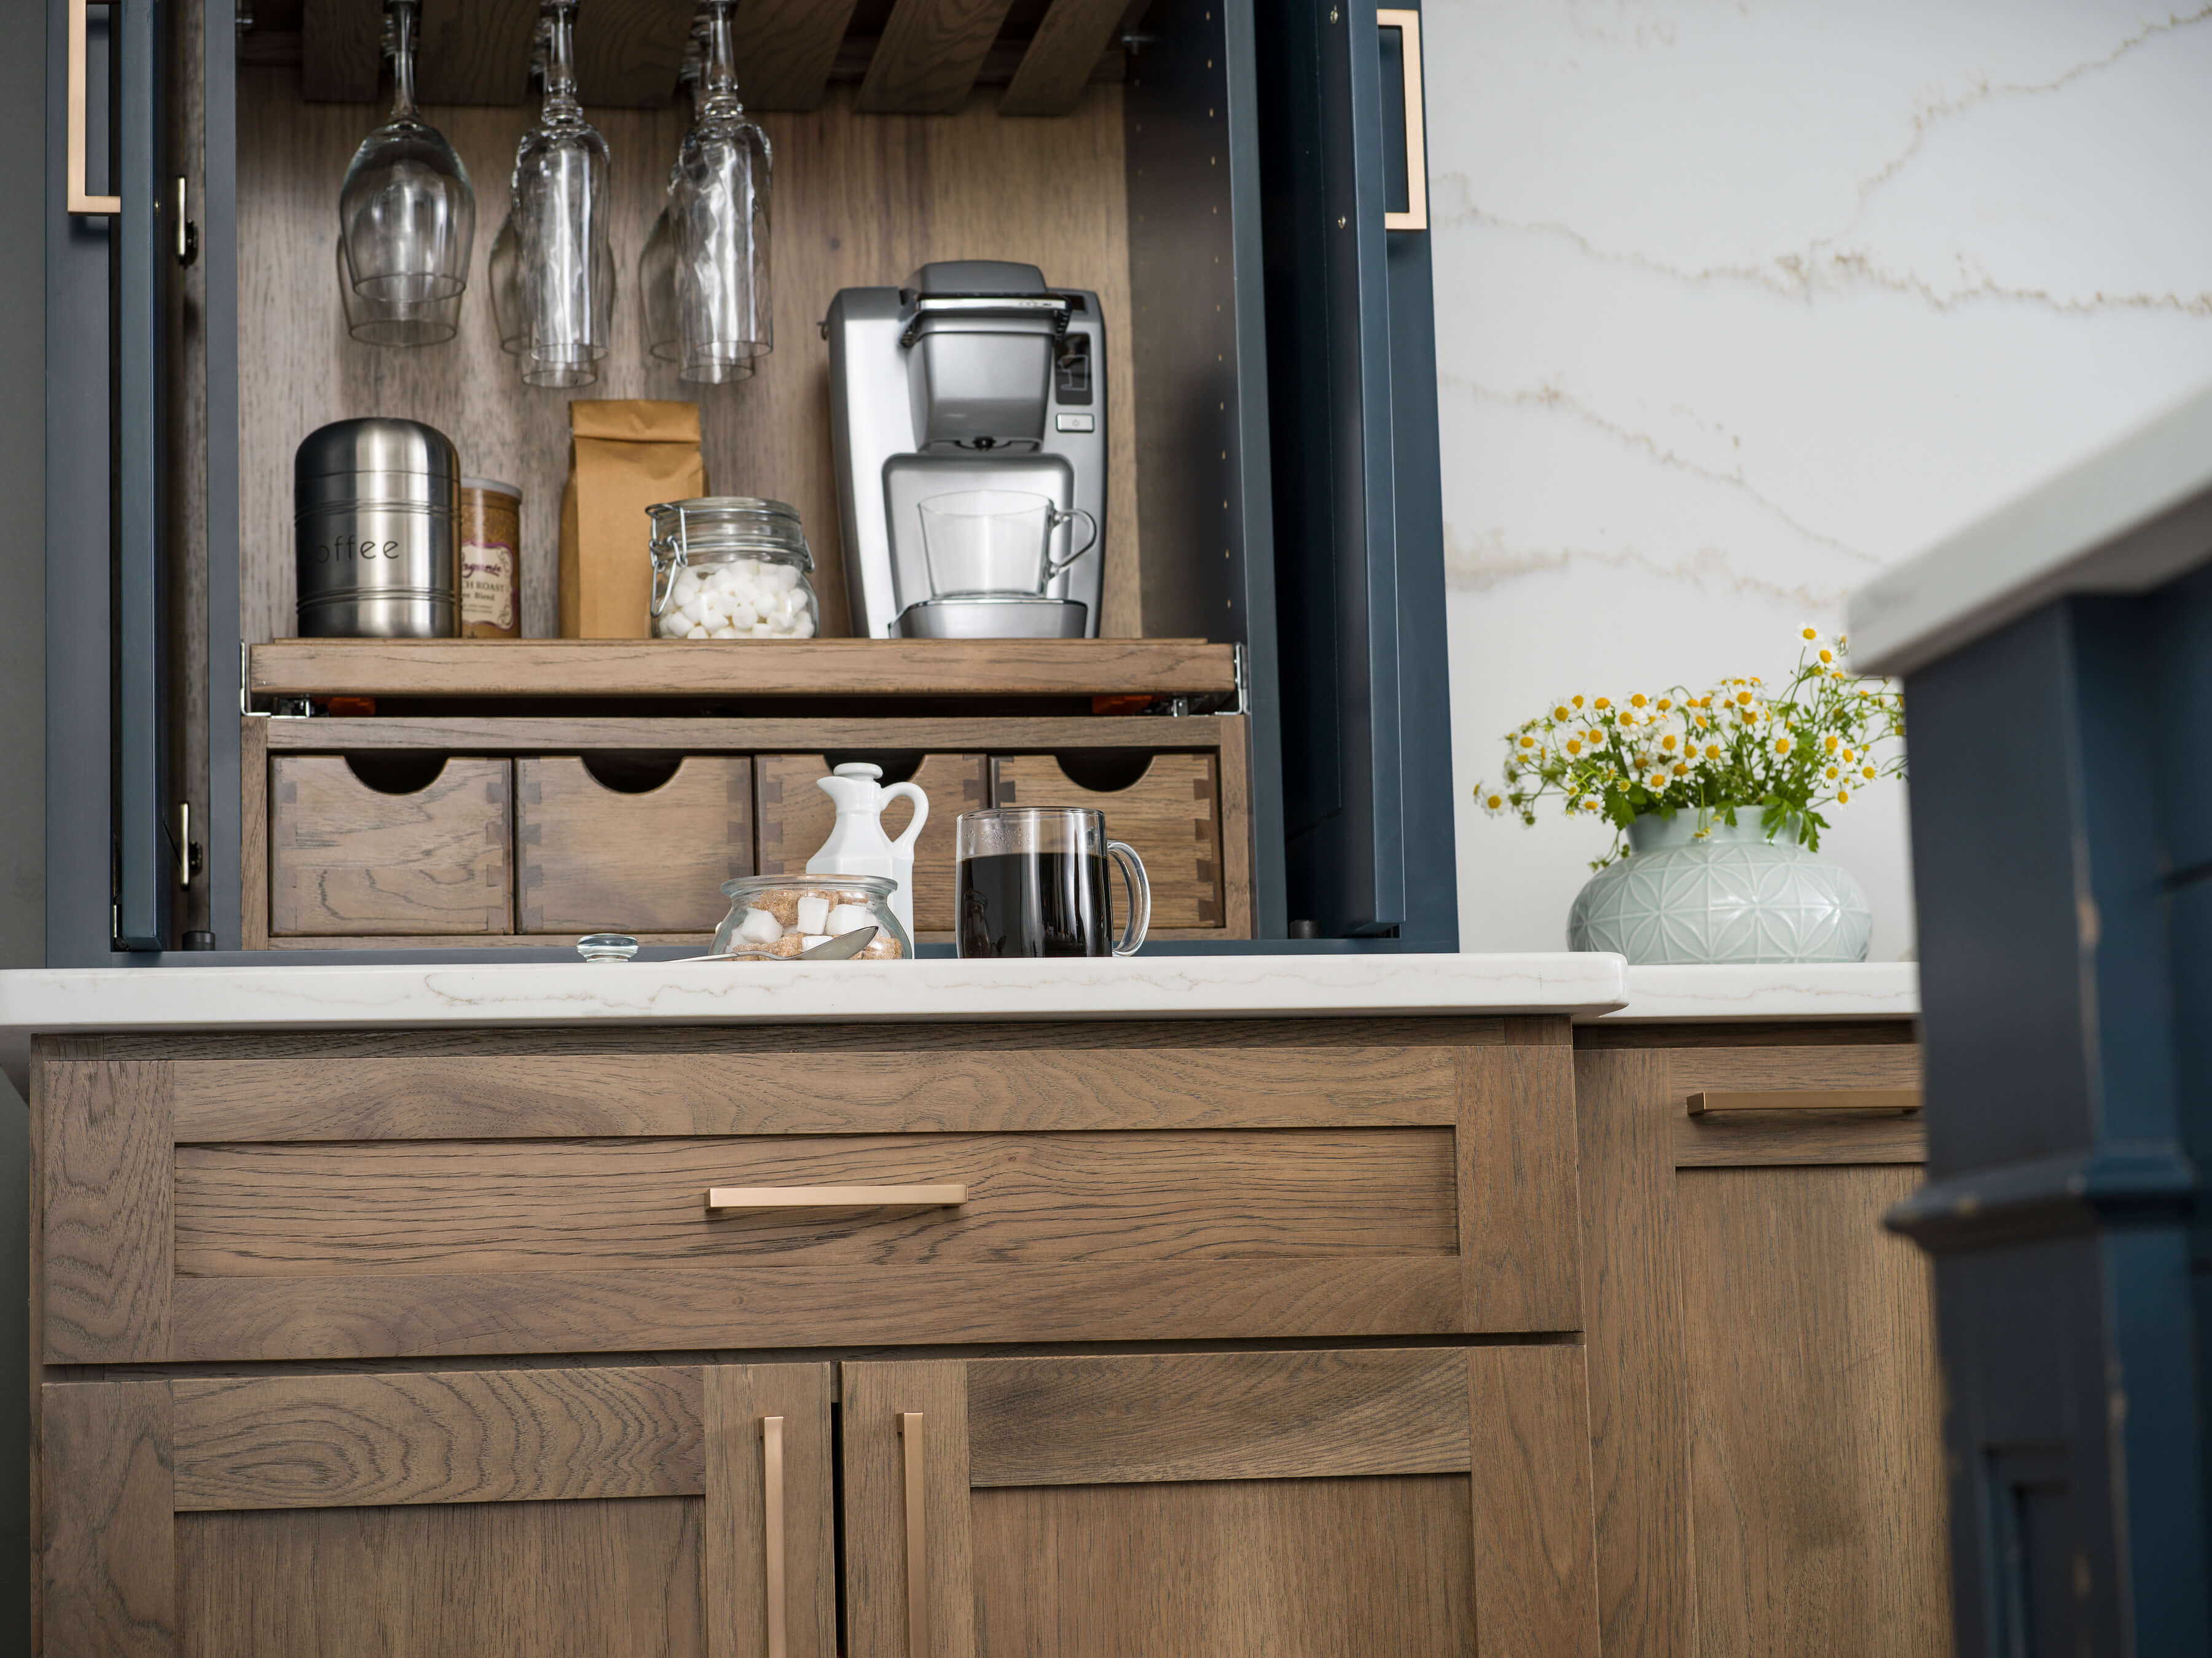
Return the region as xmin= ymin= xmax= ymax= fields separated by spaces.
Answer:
xmin=248 ymin=638 xmax=1239 ymax=702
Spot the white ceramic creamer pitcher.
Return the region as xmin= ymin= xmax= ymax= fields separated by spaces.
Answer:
xmin=806 ymin=763 xmax=928 ymax=943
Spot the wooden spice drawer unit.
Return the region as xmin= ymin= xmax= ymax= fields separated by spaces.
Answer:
xmin=33 ymin=1019 xmax=1581 ymax=1364
xmin=243 ymin=716 xmax=1257 ymax=946
xmin=269 ymin=755 xmax=512 ymax=936
xmin=516 ymin=755 xmax=753 ymax=934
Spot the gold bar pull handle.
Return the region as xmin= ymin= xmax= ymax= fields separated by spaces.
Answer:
xmin=900 ymin=1411 xmax=930 ymax=1658
xmin=1378 ymin=9 xmax=1427 ymax=231
xmin=1687 ymin=1088 xmax=1923 ymax=1115
xmin=706 ymin=1184 xmax=967 ymax=1211
xmin=762 ymin=1415 xmax=786 ymax=1658
xmin=68 ymin=0 xmax=120 ymax=215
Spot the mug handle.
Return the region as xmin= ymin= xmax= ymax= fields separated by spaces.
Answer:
xmin=1106 ymin=839 xmax=1150 ymax=956
xmin=1045 ymin=508 xmax=1100 ymax=578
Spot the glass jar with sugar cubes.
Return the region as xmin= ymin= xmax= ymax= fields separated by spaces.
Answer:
xmin=646 ymin=497 xmax=820 ymax=640
xmin=710 ymin=874 xmax=911 ymax=961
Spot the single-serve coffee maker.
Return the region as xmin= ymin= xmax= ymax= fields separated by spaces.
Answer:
xmin=826 ymin=261 xmax=1105 ymax=638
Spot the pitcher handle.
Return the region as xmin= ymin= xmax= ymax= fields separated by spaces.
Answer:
xmin=1106 ymin=839 xmax=1149 ymax=956
xmin=882 ymin=782 xmax=930 ymax=854
xmin=1044 ymin=508 xmax=1100 ymax=578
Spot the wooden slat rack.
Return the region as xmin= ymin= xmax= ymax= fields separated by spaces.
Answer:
xmin=248 ymin=638 xmax=1238 ymax=701
xmin=292 ymin=0 xmax=1154 ymax=117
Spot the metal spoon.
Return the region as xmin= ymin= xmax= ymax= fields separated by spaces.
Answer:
xmin=667 ymin=925 xmax=879 ymax=964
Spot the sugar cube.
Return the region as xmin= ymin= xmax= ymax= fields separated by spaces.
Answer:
xmin=795 ymin=895 xmax=830 ymax=933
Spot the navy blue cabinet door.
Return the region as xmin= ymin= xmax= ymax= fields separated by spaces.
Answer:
xmin=1257 ymin=0 xmax=1455 ymax=945
xmin=47 ymin=0 xmax=170 ymax=960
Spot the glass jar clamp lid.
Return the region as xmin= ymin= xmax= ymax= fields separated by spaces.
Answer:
xmin=647 ymin=496 xmax=818 ymax=640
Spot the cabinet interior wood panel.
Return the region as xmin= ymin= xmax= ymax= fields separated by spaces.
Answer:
xmin=1676 ymin=1165 xmax=1951 ymax=1658
xmin=968 ymin=1476 xmax=1476 ymax=1658
xmin=237 ymin=74 xmax=1141 ymax=645
xmin=171 ymin=1129 xmax=1457 ymax=1275
xmin=175 ymin=1498 xmax=705 ymax=1658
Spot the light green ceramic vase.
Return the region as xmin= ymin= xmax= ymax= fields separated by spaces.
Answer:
xmin=1567 ymin=814 xmax=1872 ymax=965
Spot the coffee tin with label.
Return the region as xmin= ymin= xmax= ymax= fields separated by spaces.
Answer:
xmin=459 ymin=477 xmax=523 ymax=638
xmin=294 ymin=417 xmax=461 ymax=638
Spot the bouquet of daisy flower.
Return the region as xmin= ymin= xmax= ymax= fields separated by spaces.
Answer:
xmin=1474 ymin=627 xmax=1906 ymax=869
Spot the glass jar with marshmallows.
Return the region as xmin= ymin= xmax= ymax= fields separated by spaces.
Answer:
xmin=646 ymin=497 xmax=819 ymax=639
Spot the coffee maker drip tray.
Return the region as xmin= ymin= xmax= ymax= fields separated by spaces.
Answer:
xmin=895 ymin=596 xmax=1089 ymax=639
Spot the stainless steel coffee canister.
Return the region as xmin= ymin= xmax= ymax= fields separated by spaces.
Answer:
xmin=294 ymin=417 xmax=461 ymax=637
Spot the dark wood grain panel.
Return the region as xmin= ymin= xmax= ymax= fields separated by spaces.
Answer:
xmin=1572 ymin=1048 xmax=1692 ymax=1658
xmin=1668 ymin=1046 xmax=1923 ymax=1096
xmin=171 ymin=1367 xmax=706 ymax=1511
xmin=965 ymin=1349 xmax=1470 ymax=1487
xmin=248 ymin=639 xmax=1236 ymax=697
xmin=704 ymin=1364 xmax=837 ymax=1658
xmin=516 ymin=754 xmax=753 ymax=933
xmin=855 ymin=0 xmax=1016 ymax=113
xmin=176 ymin=1497 xmax=704 ymax=1658
xmin=1674 ymin=1110 xmax=1928 ymax=1168
xmin=1460 ymin=1039 xmax=1582 ymax=1331
xmin=41 ymin=1059 xmax=173 ymax=1363
xmin=300 ymin=0 xmax=380 ymax=101
xmin=1468 ymin=1345 xmax=1601 ymax=1658
xmin=168 ymin=1045 xmax=1465 ymax=1139
xmin=842 ymin=1361 xmax=977 ymax=1658
xmin=576 ymin=0 xmax=695 ymax=107
xmin=1677 ymin=1166 xmax=1951 ymax=1657
xmin=731 ymin=0 xmax=863 ymax=109
xmin=42 ymin=1381 xmax=175 ymax=1658
xmin=415 ymin=0 xmax=539 ymax=104
xmin=170 ymin=1258 xmax=1470 ymax=1361
xmin=970 ymin=1477 xmax=1475 ymax=1658
xmin=269 ymin=755 xmax=512 ymax=936
xmin=173 ymin=1129 xmax=1456 ymax=1275
xmin=1001 ymin=0 xmax=1127 ymax=116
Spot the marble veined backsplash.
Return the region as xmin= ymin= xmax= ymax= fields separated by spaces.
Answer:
xmin=1429 ymin=0 xmax=2212 ymax=959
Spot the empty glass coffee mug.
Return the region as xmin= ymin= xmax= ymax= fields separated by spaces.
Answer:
xmin=919 ymin=490 xmax=1099 ymax=599
xmin=955 ymin=808 xmax=1148 ymax=958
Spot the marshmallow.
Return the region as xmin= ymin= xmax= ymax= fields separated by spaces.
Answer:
xmin=795 ymin=895 xmax=830 ymax=933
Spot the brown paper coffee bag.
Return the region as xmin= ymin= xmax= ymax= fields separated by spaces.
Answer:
xmin=558 ymin=400 xmax=707 ymax=638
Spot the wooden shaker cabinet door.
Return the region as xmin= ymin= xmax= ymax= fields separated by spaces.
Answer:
xmin=44 ymin=1363 xmax=836 ymax=1658
xmin=839 ymin=1348 xmax=1600 ymax=1658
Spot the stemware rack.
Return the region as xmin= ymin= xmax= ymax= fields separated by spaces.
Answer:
xmin=280 ymin=0 xmax=1143 ymax=117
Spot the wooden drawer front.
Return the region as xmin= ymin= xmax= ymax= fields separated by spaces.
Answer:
xmin=756 ymin=753 xmax=986 ymax=933
xmin=270 ymin=755 xmax=511 ymax=935
xmin=515 ymin=755 xmax=752 ymax=933
xmin=990 ymin=752 xmax=1222 ymax=929
xmin=40 ymin=1024 xmax=1582 ymax=1362
xmin=173 ymin=1129 xmax=1457 ymax=1275
xmin=1668 ymin=1045 xmax=1925 ymax=1168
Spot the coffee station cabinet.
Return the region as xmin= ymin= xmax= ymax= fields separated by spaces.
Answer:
xmin=44 ymin=0 xmax=1455 ymax=964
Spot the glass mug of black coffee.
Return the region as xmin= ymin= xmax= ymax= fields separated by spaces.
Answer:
xmin=955 ymin=807 xmax=1150 ymax=957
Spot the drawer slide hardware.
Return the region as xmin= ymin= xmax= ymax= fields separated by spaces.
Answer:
xmin=1687 ymin=1088 xmax=1922 ymax=1115
xmin=706 ymin=1184 xmax=968 ymax=1210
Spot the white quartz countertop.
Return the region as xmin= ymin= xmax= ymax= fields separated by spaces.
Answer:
xmin=1851 ymin=381 xmax=2212 ymax=676
xmin=0 ymin=956 xmax=1924 ymax=1096
xmin=0 ymin=953 xmax=1627 ymax=1096
xmin=1589 ymin=963 xmax=1918 ymax=1024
